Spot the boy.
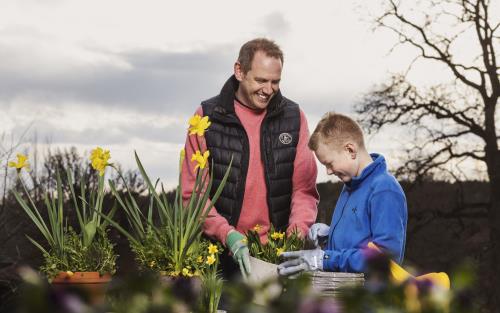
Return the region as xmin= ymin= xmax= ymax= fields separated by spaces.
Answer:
xmin=278 ymin=112 xmax=407 ymax=275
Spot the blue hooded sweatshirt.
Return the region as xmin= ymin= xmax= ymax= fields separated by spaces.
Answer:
xmin=322 ymin=153 xmax=407 ymax=272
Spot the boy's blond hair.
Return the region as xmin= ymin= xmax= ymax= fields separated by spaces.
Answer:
xmin=308 ymin=112 xmax=366 ymax=151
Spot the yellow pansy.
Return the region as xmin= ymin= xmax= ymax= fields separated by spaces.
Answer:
xmin=271 ymin=231 xmax=285 ymax=240
xmin=182 ymin=268 xmax=194 ymax=277
xmin=253 ymin=224 xmax=262 ymax=232
xmin=89 ymin=147 xmax=111 ymax=176
xmin=191 ymin=150 xmax=210 ymax=170
xmin=8 ymin=153 xmax=30 ymax=172
xmin=188 ymin=114 xmax=211 ymax=136
xmin=208 ymin=244 xmax=219 ymax=254
xmin=276 ymin=248 xmax=284 ymax=256
xmin=206 ymin=254 xmax=216 ymax=265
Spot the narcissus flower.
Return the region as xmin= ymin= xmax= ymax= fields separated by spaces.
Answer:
xmin=271 ymin=231 xmax=285 ymax=240
xmin=8 ymin=153 xmax=30 ymax=172
xmin=188 ymin=114 xmax=211 ymax=136
xmin=208 ymin=244 xmax=219 ymax=254
xmin=191 ymin=150 xmax=209 ymax=170
xmin=276 ymin=248 xmax=284 ymax=256
xmin=253 ymin=224 xmax=262 ymax=232
xmin=206 ymin=254 xmax=216 ymax=265
xmin=89 ymin=147 xmax=111 ymax=176
xmin=197 ymin=256 xmax=204 ymax=263
xmin=182 ymin=268 xmax=194 ymax=277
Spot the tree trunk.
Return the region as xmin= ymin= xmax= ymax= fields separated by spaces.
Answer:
xmin=486 ymin=150 xmax=500 ymax=312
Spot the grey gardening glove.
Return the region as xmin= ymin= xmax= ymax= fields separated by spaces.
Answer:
xmin=308 ymin=223 xmax=330 ymax=247
xmin=277 ymin=248 xmax=325 ymax=276
xmin=226 ymin=231 xmax=251 ymax=278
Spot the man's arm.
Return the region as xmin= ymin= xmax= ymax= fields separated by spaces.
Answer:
xmin=181 ymin=106 xmax=235 ymax=245
xmin=287 ymin=110 xmax=319 ymax=236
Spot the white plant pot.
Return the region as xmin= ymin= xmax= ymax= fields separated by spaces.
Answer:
xmin=246 ymin=256 xmax=282 ymax=306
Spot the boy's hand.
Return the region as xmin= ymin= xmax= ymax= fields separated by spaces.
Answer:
xmin=226 ymin=231 xmax=251 ymax=278
xmin=308 ymin=223 xmax=330 ymax=247
xmin=278 ymin=248 xmax=325 ymax=276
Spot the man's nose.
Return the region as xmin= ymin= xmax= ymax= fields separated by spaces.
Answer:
xmin=263 ymin=82 xmax=273 ymax=95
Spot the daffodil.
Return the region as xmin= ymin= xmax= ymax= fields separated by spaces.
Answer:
xmin=66 ymin=271 xmax=74 ymax=277
xmin=206 ymin=254 xmax=216 ymax=265
xmin=182 ymin=268 xmax=194 ymax=277
xmin=149 ymin=260 xmax=156 ymax=268
xmin=191 ymin=150 xmax=210 ymax=170
xmin=8 ymin=153 xmax=30 ymax=172
xmin=276 ymin=248 xmax=284 ymax=256
xmin=253 ymin=224 xmax=262 ymax=232
xmin=89 ymin=147 xmax=111 ymax=176
xmin=188 ymin=114 xmax=211 ymax=136
xmin=197 ymin=256 xmax=204 ymax=263
xmin=271 ymin=231 xmax=285 ymax=240
xmin=208 ymin=243 xmax=219 ymax=254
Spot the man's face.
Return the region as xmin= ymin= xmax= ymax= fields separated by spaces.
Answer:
xmin=234 ymin=51 xmax=282 ymax=110
xmin=314 ymin=140 xmax=358 ymax=183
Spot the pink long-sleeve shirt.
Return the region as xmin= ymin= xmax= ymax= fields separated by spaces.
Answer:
xmin=181 ymin=100 xmax=319 ymax=245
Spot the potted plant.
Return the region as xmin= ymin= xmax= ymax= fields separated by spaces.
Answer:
xmin=101 ymin=114 xmax=230 ymax=313
xmin=9 ymin=148 xmax=118 ymax=305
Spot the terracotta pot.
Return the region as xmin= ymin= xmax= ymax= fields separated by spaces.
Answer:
xmin=51 ymin=271 xmax=112 ymax=305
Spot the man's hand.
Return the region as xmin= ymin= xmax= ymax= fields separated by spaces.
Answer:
xmin=308 ymin=223 xmax=330 ymax=247
xmin=277 ymin=248 xmax=325 ymax=276
xmin=226 ymin=231 xmax=251 ymax=278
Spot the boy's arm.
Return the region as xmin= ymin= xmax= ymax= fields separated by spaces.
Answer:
xmin=323 ymin=190 xmax=407 ymax=272
xmin=181 ymin=106 xmax=235 ymax=245
xmin=287 ymin=110 xmax=319 ymax=236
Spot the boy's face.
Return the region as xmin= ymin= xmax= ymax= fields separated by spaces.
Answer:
xmin=314 ymin=140 xmax=359 ymax=183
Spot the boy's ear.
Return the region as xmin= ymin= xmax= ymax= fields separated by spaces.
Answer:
xmin=345 ymin=142 xmax=357 ymax=159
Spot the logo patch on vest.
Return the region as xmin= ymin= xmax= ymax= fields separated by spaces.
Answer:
xmin=279 ymin=133 xmax=293 ymax=145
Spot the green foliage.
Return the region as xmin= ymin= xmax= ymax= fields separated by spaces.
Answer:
xmin=13 ymin=164 xmax=117 ymax=278
xmin=40 ymin=227 xmax=117 ymax=279
xmin=247 ymin=225 xmax=304 ymax=264
xmin=104 ymin=151 xmax=231 ymax=276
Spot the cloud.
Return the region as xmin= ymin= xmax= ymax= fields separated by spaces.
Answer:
xmin=0 ymin=40 xmax=237 ymax=115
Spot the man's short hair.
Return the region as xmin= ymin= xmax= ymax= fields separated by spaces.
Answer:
xmin=308 ymin=112 xmax=366 ymax=151
xmin=238 ymin=38 xmax=284 ymax=74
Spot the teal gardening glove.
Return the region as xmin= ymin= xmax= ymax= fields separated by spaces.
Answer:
xmin=277 ymin=248 xmax=325 ymax=276
xmin=226 ymin=231 xmax=251 ymax=278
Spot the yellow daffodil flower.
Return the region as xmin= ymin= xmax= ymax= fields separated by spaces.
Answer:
xmin=188 ymin=114 xmax=211 ymax=136
xmin=182 ymin=268 xmax=194 ymax=277
xmin=89 ymin=147 xmax=111 ymax=176
xmin=253 ymin=224 xmax=262 ymax=232
xmin=8 ymin=153 xmax=30 ymax=172
xmin=208 ymin=244 xmax=219 ymax=254
xmin=191 ymin=150 xmax=209 ymax=170
xmin=149 ymin=260 xmax=156 ymax=268
xmin=206 ymin=254 xmax=216 ymax=265
xmin=276 ymin=248 xmax=284 ymax=256
xmin=197 ymin=256 xmax=204 ymax=263
xmin=66 ymin=271 xmax=74 ymax=277
xmin=271 ymin=231 xmax=285 ymax=240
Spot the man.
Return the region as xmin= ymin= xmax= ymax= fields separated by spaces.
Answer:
xmin=181 ymin=38 xmax=319 ymax=278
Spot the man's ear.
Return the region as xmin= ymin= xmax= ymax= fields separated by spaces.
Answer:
xmin=345 ymin=142 xmax=357 ymax=159
xmin=234 ymin=62 xmax=244 ymax=81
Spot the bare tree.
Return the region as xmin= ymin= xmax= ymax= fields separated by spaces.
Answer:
xmin=356 ymin=0 xmax=499 ymax=310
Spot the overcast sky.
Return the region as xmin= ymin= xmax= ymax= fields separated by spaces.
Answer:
xmin=1 ymin=0 xmax=491 ymax=187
